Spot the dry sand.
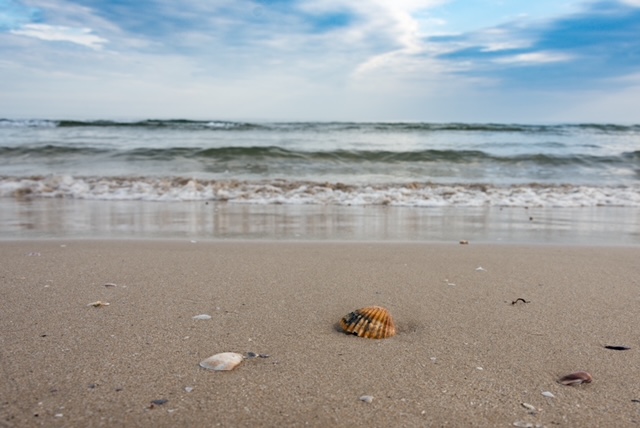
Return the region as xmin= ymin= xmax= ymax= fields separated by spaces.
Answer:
xmin=1 ymin=240 xmax=640 ymax=427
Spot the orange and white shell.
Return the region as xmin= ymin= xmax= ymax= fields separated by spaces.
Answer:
xmin=340 ymin=306 xmax=396 ymax=339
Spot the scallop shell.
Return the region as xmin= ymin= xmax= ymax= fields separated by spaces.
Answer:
xmin=340 ymin=306 xmax=396 ymax=339
xmin=558 ymin=371 xmax=592 ymax=385
xmin=199 ymin=352 xmax=244 ymax=371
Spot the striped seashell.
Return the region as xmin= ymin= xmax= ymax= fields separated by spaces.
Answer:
xmin=340 ymin=306 xmax=396 ymax=339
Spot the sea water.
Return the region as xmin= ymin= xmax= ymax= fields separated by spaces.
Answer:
xmin=1 ymin=119 xmax=639 ymax=242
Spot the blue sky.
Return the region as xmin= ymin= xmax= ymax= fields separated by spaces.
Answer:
xmin=1 ymin=0 xmax=639 ymax=122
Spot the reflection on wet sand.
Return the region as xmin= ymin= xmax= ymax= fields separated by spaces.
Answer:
xmin=1 ymin=198 xmax=639 ymax=244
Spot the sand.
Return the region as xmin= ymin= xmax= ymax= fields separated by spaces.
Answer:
xmin=1 ymin=240 xmax=640 ymax=427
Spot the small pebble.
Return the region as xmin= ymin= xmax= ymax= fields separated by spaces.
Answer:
xmin=359 ymin=395 xmax=374 ymax=404
xmin=185 ymin=387 xmax=194 ymax=393
xmin=151 ymin=399 xmax=168 ymax=406
xmin=475 ymin=266 xmax=486 ymax=271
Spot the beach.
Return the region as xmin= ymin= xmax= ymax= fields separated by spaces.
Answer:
xmin=2 ymin=239 xmax=640 ymax=427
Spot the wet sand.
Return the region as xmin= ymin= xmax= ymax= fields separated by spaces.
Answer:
xmin=2 ymin=240 xmax=640 ymax=427
xmin=2 ymin=198 xmax=639 ymax=245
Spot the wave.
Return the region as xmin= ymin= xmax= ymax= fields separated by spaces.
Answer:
xmin=2 ymin=118 xmax=639 ymax=133
xmin=0 ymin=144 xmax=634 ymax=167
xmin=1 ymin=175 xmax=639 ymax=207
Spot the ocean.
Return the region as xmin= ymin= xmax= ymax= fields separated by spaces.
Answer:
xmin=1 ymin=119 xmax=639 ymax=242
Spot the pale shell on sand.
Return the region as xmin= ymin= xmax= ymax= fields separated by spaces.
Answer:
xmin=87 ymin=301 xmax=110 ymax=307
xmin=199 ymin=352 xmax=244 ymax=371
xmin=192 ymin=314 xmax=212 ymax=320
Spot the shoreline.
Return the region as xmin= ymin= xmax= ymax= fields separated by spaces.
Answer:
xmin=2 ymin=240 xmax=640 ymax=427
xmin=2 ymin=198 xmax=639 ymax=245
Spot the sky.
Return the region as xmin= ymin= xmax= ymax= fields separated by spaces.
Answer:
xmin=1 ymin=0 xmax=640 ymax=123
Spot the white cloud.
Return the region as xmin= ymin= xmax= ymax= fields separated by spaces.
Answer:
xmin=11 ymin=23 xmax=108 ymax=49
xmin=620 ymin=0 xmax=640 ymax=6
xmin=348 ymin=0 xmax=449 ymax=78
xmin=493 ymin=51 xmax=573 ymax=65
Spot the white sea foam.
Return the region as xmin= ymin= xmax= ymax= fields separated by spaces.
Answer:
xmin=1 ymin=175 xmax=639 ymax=207
xmin=0 ymin=119 xmax=57 ymax=128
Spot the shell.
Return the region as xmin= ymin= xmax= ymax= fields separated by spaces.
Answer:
xmin=558 ymin=371 xmax=592 ymax=385
xmin=199 ymin=352 xmax=244 ymax=371
xmin=340 ymin=306 xmax=396 ymax=339
xmin=192 ymin=314 xmax=212 ymax=320
xmin=87 ymin=301 xmax=109 ymax=307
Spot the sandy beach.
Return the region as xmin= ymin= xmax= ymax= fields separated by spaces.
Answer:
xmin=1 ymin=240 xmax=640 ymax=427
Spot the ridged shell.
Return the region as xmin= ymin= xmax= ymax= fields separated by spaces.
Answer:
xmin=199 ymin=352 xmax=244 ymax=371
xmin=340 ymin=306 xmax=396 ymax=339
xmin=558 ymin=371 xmax=592 ymax=385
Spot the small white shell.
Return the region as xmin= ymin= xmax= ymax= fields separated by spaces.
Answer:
xmin=87 ymin=301 xmax=109 ymax=307
xmin=199 ymin=352 xmax=244 ymax=371
xmin=359 ymin=395 xmax=374 ymax=403
xmin=541 ymin=391 xmax=555 ymax=398
xmin=192 ymin=314 xmax=212 ymax=320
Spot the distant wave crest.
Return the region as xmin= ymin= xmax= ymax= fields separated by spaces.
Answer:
xmin=2 ymin=118 xmax=639 ymax=133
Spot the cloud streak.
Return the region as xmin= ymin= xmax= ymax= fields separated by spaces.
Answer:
xmin=11 ymin=23 xmax=108 ymax=49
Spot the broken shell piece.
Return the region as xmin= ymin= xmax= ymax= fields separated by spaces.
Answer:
xmin=103 ymin=283 xmax=117 ymax=288
xmin=559 ymin=371 xmax=592 ymax=386
xmin=459 ymin=240 xmax=469 ymax=245
xmin=604 ymin=345 xmax=631 ymax=351
xmin=199 ymin=352 xmax=244 ymax=371
xmin=340 ymin=306 xmax=396 ymax=339
xmin=87 ymin=301 xmax=110 ymax=307
xmin=521 ymin=402 xmax=537 ymax=412
xmin=541 ymin=391 xmax=555 ymax=398
xmin=359 ymin=395 xmax=374 ymax=403
xmin=192 ymin=314 xmax=212 ymax=320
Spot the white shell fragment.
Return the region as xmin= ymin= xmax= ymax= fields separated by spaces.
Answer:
xmin=87 ymin=301 xmax=110 ymax=307
xmin=541 ymin=391 xmax=555 ymax=398
xmin=359 ymin=395 xmax=374 ymax=404
xmin=192 ymin=314 xmax=212 ymax=320
xmin=199 ymin=352 xmax=244 ymax=371
xmin=513 ymin=421 xmax=545 ymax=428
